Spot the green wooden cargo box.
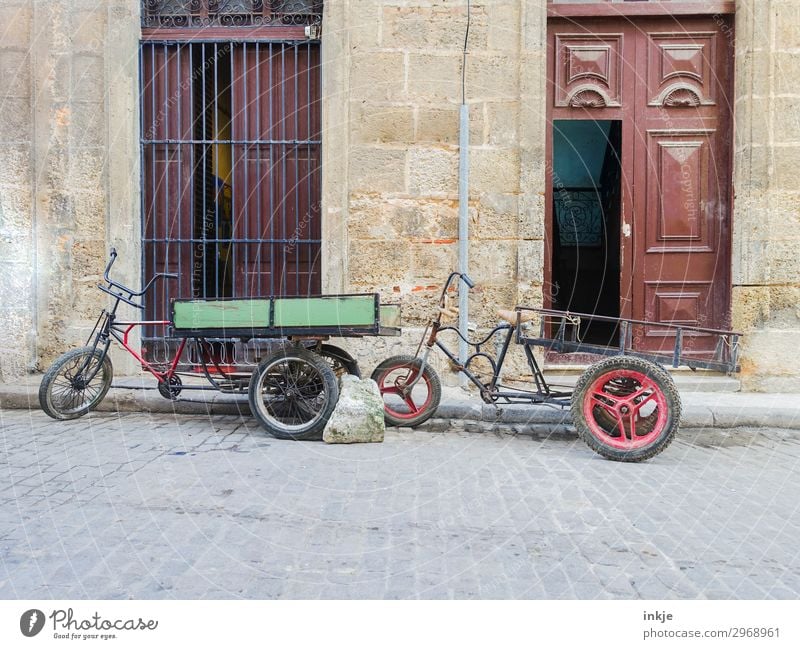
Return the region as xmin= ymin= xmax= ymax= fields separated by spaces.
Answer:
xmin=170 ymin=294 xmax=401 ymax=338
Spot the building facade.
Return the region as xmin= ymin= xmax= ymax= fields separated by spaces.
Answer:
xmin=0 ymin=0 xmax=797 ymax=390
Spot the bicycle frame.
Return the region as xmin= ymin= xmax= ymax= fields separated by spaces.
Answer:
xmin=111 ymin=320 xmax=186 ymax=381
xmin=430 ymin=323 xmax=570 ymax=407
xmin=408 ymin=272 xmax=571 ymax=408
xmin=406 ymin=271 xmax=742 ymax=409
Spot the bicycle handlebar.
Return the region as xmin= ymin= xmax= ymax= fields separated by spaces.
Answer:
xmin=441 ymin=271 xmax=475 ymax=295
xmin=438 ymin=271 xmax=476 ymax=310
xmin=102 ymin=247 xmax=118 ymax=282
xmin=100 ymin=248 xmax=178 ymax=309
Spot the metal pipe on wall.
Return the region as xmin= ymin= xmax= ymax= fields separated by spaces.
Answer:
xmin=458 ymin=104 xmax=469 ymax=386
xmin=458 ymin=0 xmax=472 ymax=387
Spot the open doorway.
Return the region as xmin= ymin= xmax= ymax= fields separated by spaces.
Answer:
xmin=551 ymin=119 xmax=622 ymax=345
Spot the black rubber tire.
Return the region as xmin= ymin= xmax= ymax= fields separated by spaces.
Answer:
xmin=248 ymin=346 xmax=339 ymax=441
xmin=38 ymin=347 xmax=114 ymax=420
xmin=316 ymin=344 xmax=361 ymax=378
xmin=571 ymin=355 xmax=681 ymax=463
xmin=371 ymin=354 xmax=442 ymax=428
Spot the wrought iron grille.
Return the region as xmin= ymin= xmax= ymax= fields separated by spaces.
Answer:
xmin=554 ymin=188 xmax=604 ymax=247
xmin=141 ymin=0 xmax=323 ymax=29
xmin=140 ymin=40 xmax=322 ymax=363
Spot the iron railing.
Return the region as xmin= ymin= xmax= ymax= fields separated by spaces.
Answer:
xmin=141 ymin=0 xmax=323 ymax=29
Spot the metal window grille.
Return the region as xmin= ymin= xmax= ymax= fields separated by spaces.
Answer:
xmin=554 ymin=188 xmax=604 ymax=247
xmin=139 ymin=39 xmax=322 ymax=363
xmin=142 ymin=1 xmax=323 ymax=29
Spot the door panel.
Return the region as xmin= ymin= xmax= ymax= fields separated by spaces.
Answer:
xmin=644 ymin=31 xmax=719 ymax=109
xmin=632 ymin=18 xmax=733 ymax=354
xmin=552 ymin=32 xmax=624 ymax=110
xmin=645 ymin=281 xmax=713 ymax=328
xmin=643 ymin=130 xmax=716 ymax=252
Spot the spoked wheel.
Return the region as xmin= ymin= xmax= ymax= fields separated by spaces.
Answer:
xmin=571 ymin=356 xmax=681 ymax=462
xmin=247 ymin=346 xmax=339 ymax=440
xmin=38 ymin=347 xmax=114 ymax=420
xmin=315 ymin=344 xmax=361 ymax=379
xmin=371 ymin=355 xmax=441 ymax=427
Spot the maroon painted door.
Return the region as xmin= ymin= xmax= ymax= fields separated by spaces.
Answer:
xmin=547 ymin=14 xmax=734 ymax=357
xmin=631 ymin=17 xmax=733 ymax=356
xmin=141 ymin=44 xmax=194 ymax=322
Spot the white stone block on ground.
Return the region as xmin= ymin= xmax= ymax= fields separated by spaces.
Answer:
xmin=323 ymin=375 xmax=386 ymax=444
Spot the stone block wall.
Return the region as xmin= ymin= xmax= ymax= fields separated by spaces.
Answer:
xmin=328 ymin=0 xmax=546 ymax=380
xmin=732 ymin=0 xmax=800 ymax=390
xmin=0 ymin=2 xmax=35 ymax=379
xmin=0 ymin=0 xmax=140 ymax=379
xmin=345 ymin=1 xmax=521 ymax=319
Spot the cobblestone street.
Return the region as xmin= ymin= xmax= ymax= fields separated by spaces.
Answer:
xmin=1 ymin=410 xmax=798 ymax=599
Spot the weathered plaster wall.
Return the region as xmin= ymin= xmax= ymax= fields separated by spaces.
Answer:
xmin=732 ymin=0 xmax=800 ymax=391
xmin=0 ymin=0 xmax=140 ymax=380
xmin=0 ymin=1 xmax=35 ymax=380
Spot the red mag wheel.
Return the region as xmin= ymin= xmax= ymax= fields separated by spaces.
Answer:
xmin=571 ymin=356 xmax=681 ymax=462
xmin=370 ymin=355 xmax=442 ymax=428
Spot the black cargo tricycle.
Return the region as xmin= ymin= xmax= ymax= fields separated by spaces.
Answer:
xmin=371 ymin=272 xmax=741 ymax=462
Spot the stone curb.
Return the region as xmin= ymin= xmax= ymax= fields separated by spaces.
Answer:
xmin=1 ymin=383 xmax=798 ymax=431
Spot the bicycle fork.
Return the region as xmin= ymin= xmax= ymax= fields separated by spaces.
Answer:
xmin=76 ymin=310 xmax=113 ymax=385
xmin=400 ymin=345 xmax=433 ymax=395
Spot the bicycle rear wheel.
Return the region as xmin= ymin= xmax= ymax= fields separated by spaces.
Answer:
xmin=39 ymin=347 xmax=114 ymax=420
xmin=571 ymin=356 xmax=680 ymax=462
xmin=248 ymin=346 xmax=339 ymax=440
xmin=317 ymin=344 xmax=361 ymax=378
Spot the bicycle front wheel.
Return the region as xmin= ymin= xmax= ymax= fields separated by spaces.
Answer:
xmin=371 ymin=355 xmax=441 ymax=428
xmin=38 ymin=347 xmax=114 ymax=420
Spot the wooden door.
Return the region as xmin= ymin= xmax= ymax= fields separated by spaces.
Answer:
xmin=547 ymin=20 xmax=635 ymax=333
xmin=631 ymin=16 xmax=733 ymax=356
xmin=547 ymin=14 xmax=733 ymax=357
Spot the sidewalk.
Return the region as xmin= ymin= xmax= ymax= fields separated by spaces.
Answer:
xmin=2 ymin=373 xmax=799 ymax=431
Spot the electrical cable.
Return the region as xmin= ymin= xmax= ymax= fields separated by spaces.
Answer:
xmin=462 ymin=0 xmax=471 ymax=105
